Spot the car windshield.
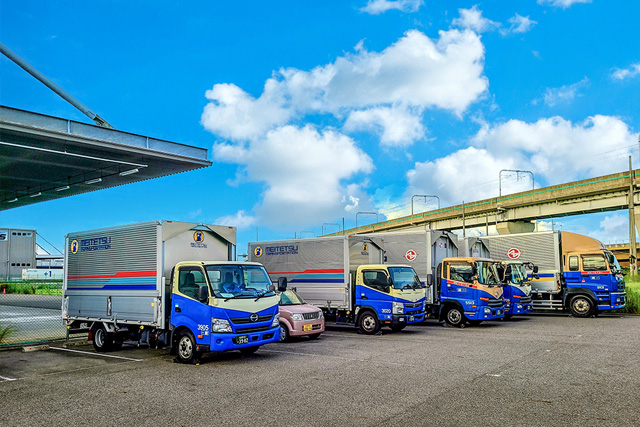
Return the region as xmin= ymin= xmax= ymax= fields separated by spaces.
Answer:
xmin=604 ymin=252 xmax=622 ymax=273
xmin=280 ymin=290 xmax=305 ymax=305
xmin=205 ymin=264 xmax=274 ymax=299
xmin=508 ymin=264 xmax=528 ymax=285
xmin=477 ymin=262 xmax=501 ymax=286
xmin=582 ymin=255 xmax=607 ymax=272
xmin=388 ymin=267 xmax=422 ymax=289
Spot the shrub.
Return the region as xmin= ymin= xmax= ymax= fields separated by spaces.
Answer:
xmin=0 ymin=323 xmax=16 ymax=344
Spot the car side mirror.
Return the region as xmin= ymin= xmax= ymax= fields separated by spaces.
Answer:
xmin=198 ymin=285 xmax=208 ymax=302
xmin=278 ymin=277 xmax=288 ymax=292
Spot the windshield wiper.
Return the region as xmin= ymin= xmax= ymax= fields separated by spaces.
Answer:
xmin=254 ymin=291 xmax=275 ymax=302
xmin=223 ymin=295 xmax=240 ymax=302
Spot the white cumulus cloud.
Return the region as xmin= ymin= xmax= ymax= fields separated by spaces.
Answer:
xmin=344 ymin=105 xmax=426 ymax=147
xmin=452 ymin=5 xmax=499 ymax=33
xmin=361 ymin=0 xmax=423 ymax=15
xmin=611 ymin=63 xmax=640 ymax=81
xmin=213 ymin=125 xmax=373 ymax=228
xmin=215 ymin=210 xmax=257 ymax=230
xmin=503 ymin=13 xmax=537 ymax=35
xmin=537 ymin=0 xmax=591 ymax=9
xmin=537 ymin=77 xmax=589 ymax=107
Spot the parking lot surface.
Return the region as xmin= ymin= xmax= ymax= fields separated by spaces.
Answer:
xmin=1 ymin=314 xmax=639 ymax=426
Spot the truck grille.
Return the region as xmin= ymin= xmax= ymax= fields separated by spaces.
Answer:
xmin=404 ymin=302 xmax=423 ymax=309
xmin=519 ymin=296 xmax=532 ymax=304
xmin=235 ymin=325 xmax=271 ymax=334
xmin=230 ymin=315 xmax=272 ymax=324
xmin=488 ymin=298 xmax=503 ymax=308
xmin=302 ymin=312 xmax=320 ymax=320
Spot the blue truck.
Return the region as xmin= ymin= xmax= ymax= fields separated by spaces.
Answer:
xmin=480 ymin=231 xmax=626 ymax=316
xmin=248 ymin=235 xmax=426 ymax=334
xmin=63 ymin=220 xmax=281 ymax=363
xmin=360 ymin=231 xmax=505 ymax=327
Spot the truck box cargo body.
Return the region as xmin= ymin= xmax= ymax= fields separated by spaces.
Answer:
xmin=63 ymin=221 xmax=280 ymax=362
xmin=462 ymin=237 xmax=532 ymax=317
xmin=248 ymin=236 xmax=426 ymax=334
xmin=479 ymin=231 xmax=626 ymax=316
xmin=361 ymin=231 xmax=505 ymax=327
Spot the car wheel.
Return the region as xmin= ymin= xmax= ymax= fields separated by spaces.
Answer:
xmin=358 ymin=311 xmax=380 ymax=335
xmin=308 ymin=333 xmax=321 ymax=340
xmin=444 ymin=306 xmax=465 ymax=328
xmin=570 ymin=295 xmax=594 ymax=317
xmin=390 ymin=325 xmax=406 ymax=332
xmin=240 ymin=346 xmax=260 ymax=356
xmin=91 ymin=323 xmax=113 ymax=352
xmin=279 ymin=324 xmax=290 ymax=342
xmin=175 ymin=330 xmax=199 ymax=364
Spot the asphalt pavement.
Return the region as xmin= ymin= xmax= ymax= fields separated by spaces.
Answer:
xmin=1 ymin=314 xmax=638 ymax=426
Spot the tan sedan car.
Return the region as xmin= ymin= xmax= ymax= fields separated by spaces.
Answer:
xmin=278 ymin=289 xmax=324 ymax=341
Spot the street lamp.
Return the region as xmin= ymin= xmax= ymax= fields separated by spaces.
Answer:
xmin=356 ymin=212 xmax=379 ymax=228
xmin=411 ymin=195 xmax=440 ymax=215
xmin=499 ymin=169 xmax=534 ymax=196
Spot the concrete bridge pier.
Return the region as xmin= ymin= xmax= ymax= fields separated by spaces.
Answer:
xmin=496 ymin=221 xmax=536 ymax=235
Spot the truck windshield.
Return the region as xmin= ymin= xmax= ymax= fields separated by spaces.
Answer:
xmin=205 ymin=265 xmax=275 ymax=299
xmin=582 ymin=255 xmax=607 ymax=271
xmin=508 ymin=264 xmax=527 ymax=285
xmin=477 ymin=262 xmax=501 ymax=286
xmin=279 ymin=290 xmax=305 ymax=305
xmin=604 ymin=252 xmax=622 ymax=274
xmin=387 ymin=267 xmax=422 ymax=289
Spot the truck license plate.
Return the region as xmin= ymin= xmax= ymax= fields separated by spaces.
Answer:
xmin=303 ymin=324 xmax=312 ymax=331
xmin=234 ymin=335 xmax=249 ymax=345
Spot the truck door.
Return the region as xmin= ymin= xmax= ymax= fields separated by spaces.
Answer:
xmin=578 ymin=253 xmax=611 ymax=294
xmin=357 ymin=268 xmax=392 ymax=322
xmin=171 ymin=266 xmax=211 ymax=339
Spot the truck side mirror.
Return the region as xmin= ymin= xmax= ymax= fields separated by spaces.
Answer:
xmin=278 ymin=277 xmax=287 ymax=292
xmin=533 ymin=266 xmax=539 ymax=274
xmin=198 ymin=285 xmax=208 ymax=303
xmin=426 ymin=274 xmax=433 ymax=287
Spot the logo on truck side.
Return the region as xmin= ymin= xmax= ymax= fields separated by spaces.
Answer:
xmin=507 ymin=248 xmax=521 ymax=259
xmin=254 ymin=246 xmax=263 ymax=257
xmin=193 ymin=231 xmax=205 ymax=243
xmin=70 ymin=240 xmax=79 ymax=254
xmin=405 ymin=249 xmax=417 ymax=261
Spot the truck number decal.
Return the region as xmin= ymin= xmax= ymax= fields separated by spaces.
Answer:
xmin=381 ymin=309 xmax=391 ymax=314
xmin=197 ymin=324 xmax=209 ymax=335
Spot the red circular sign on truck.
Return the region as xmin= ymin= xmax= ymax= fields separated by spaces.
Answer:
xmin=405 ymin=249 xmax=417 ymax=261
xmin=507 ymin=247 xmax=521 ymax=259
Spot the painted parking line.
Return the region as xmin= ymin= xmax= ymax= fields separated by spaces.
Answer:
xmin=0 ymin=375 xmax=17 ymax=382
xmin=50 ymin=347 xmax=143 ymax=362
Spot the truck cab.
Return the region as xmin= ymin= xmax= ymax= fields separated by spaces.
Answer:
xmin=170 ymin=261 xmax=281 ymax=362
xmin=436 ymin=257 xmax=505 ymax=327
xmin=563 ymin=250 xmax=626 ymax=316
xmin=353 ymin=264 xmax=426 ymax=334
xmin=496 ymin=261 xmax=534 ymax=318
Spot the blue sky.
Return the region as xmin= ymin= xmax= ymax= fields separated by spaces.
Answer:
xmin=1 ymin=0 xmax=640 ymax=255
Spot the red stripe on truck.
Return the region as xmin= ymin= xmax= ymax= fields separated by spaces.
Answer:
xmin=67 ymin=270 xmax=157 ymax=279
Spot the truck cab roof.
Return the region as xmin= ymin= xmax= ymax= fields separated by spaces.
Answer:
xmin=175 ymin=261 xmax=264 ymax=267
xmin=443 ymin=257 xmax=493 ymax=263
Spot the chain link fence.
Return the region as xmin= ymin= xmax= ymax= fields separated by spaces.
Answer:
xmin=0 ymin=280 xmax=67 ymax=347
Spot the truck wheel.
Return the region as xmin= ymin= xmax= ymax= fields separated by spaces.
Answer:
xmin=240 ymin=346 xmax=260 ymax=356
xmin=92 ymin=323 xmax=113 ymax=352
xmin=175 ymin=330 xmax=199 ymax=364
xmin=390 ymin=325 xmax=406 ymax=332
xmin=444 ymin=306 xmax=465 ymax=328
xmin=279 ymin=324 xmax=290 ymax=342
xmin=569 ymin=295 xmax=594 ymax=317
xmin=358 ymin=311 xmax=380 ymax=335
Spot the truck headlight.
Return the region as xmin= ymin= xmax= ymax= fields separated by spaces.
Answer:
xmin=290 ymin=313 xmax=303 ymax=321
xmin=484 ymin=308 xmax=491 ymax=314
xmin=271 ymin=313 xmax=280 ymax=327
xmin=517 ymin=304 xmax=523 ymax=309
xmin=392 ymin=302 xmax=404 ymax=315
xmin=211 ymin=317 xmax=232 ymax=333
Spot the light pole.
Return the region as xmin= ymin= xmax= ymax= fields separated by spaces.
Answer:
xmin=499 ymin=169 xmax=534 ymax=197
xmin=411 ymin=195 xmax=440 ymax=215
xmin=356 ymin=212 xmax=378 ymax=228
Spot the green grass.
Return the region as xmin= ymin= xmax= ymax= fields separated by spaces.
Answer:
xmin=0 ymin=323 xmax=17 ymax=343
xmin=0 ymin=281 xmax=63 ymax=295
xmin=618 ymin=278 xmax=640 ymax=314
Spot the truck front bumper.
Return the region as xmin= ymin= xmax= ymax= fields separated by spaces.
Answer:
xmin=392 ymin=312 xmax=425 ymax=325
xmin=207 ymin=325 xmax=280 ymax=352
xmin=466 ymin=306 xmax=504 ymax=320
xmin=505 ymin=302 xmax=533 ymax=316
xmin=598 ymin=292 xmax=627 ymax=311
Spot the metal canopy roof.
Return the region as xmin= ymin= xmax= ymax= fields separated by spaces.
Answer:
xmin=0 ymin=106 xmax=212 ymax=211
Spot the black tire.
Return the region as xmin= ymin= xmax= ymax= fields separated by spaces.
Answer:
xmin=240 ymin=346 xmax=260 ymax=356
xmin=175 ymin=330 xmax=199 ymax=364
xmin=279 ymin=324 xmax=290 ymax=342
xmin=503 ymin=314 xmax=513 ymax=321
xmin=358 ymin=310 xmax=381 ymax=335
xmin=390 ymin=325 xmax=406 ymax=332
xmin=308 ymin=333 xmax=321 ymax=340
xmin=569 ymin=295 xmax=595 ymax=317
xmin=91 ymin=323 xmax=113 ymax=352
xmin=444 ymin=306 xmax=465 ymax=328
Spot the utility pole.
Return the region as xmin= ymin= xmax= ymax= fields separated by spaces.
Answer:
xmin=629 ymin=156 xmax=637 ymax=275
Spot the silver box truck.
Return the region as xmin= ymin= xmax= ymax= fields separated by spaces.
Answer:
xmin=63 ymin=220 xmax=281 ymax=363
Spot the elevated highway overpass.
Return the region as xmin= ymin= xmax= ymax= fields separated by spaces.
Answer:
xmin=334 ymin=168 xmax=640 ymax=236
